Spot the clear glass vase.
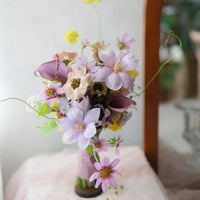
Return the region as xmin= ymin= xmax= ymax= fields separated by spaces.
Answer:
xmin=75 ymin=149 xmax=102 ymax=198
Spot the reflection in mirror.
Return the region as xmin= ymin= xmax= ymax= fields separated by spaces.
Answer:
xmin=159 ymin=0 xmax=200 ymax=194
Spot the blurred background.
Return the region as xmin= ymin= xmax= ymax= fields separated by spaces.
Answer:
xmin=0 ymin=0 xmax=144 ymax=188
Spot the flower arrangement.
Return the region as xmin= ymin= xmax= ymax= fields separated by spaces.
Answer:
xmin=30 ymin=0 xmax=140 ymax=193
xmin=0 ymin=0 xmax=182 ymax=197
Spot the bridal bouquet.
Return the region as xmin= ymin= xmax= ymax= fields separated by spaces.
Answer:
xmin=30 ymin=0 xmax=139 ymax=193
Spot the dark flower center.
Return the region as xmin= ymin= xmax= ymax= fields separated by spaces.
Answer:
xmin=100 ymin=168 xmax=111 ymax=178
xmin=46 ymin=88 xmax=55 ymax=96
xmin=94 ymin=142 xmax=102 ymax=148
xmin=93 ymin=82 xmax=104 ymax=92
xmin=71 ymin=78 xmax=81 ymax=89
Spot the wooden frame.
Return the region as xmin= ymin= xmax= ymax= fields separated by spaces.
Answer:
xmin=143 ymin=0 xmax=163 ymax=172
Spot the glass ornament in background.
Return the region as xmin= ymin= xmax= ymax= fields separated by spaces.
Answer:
xmin=176 ymin=99 xmax=200 ymax=169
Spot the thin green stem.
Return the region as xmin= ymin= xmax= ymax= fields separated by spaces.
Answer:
xmin=0 ymin=97 xmax=56 ymax=120
xmin=93 ymin=148 xmax=99 ymax=163
xmin=92 ymin=3 xmax=102 ymax=42
xmin=133 ymin=31 xmax=182 ymax=98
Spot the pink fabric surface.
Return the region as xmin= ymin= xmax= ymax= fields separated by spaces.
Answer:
xmin=4 ymin=147 xmax=168 ymax=200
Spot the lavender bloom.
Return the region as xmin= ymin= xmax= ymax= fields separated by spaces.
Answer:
xmin=75 ymin=55 xmax=100 ymax=80
xmin=95 ymin=49 xmax=139 ymax=91
xmin=117 ymin=32 xmax=135 ymax=50
xmin=71 ymin=95 xmax=90 ymax=114
xmin=89 ymin=157 xmax=121 ymax=192
xmin=57 ymin=107 xmax=100 ymax=149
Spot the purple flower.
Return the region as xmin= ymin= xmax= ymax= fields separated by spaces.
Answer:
xmin=95 ymin=49 xmax=139 ymax=91
xmin=93 ymin=104 xmax=110 ymax=126
xmin=117 ymin=32 xmax=135 ymax=50
xmin=36 ymin=59 xmax=68 ymax=82
xmin=39 ymin=83 xmax=64 ymax=107
xmin=89 ymin=157 xmax=121 ymax=192
xmin=75 ymin=55 xmax=100 ymax=80
xmin=91 ymin=138 xmax=109 ymax=153
xmin=71 ymin=95 xmax=90 ymax=114
xmin=115 ymin=135 xmax=123 ymax=156
xmin=107 ymin=93 xmax=136 ymax=112
xmin=57 ymin=107 xmax=100 ymax=149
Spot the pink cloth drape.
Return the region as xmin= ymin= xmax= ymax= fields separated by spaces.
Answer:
xmin=4 ymin=147 xmax=168 ymax=200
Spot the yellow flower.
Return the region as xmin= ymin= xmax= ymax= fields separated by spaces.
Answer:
xmin=109 ymin=120 xmax=122 ymax=132
xmin=83 ymin=0 xmax=100 ymax=4
xmin=65 ymin=30 xmax=79 ymax=45
xmin=126 ymin=70 xmax=139 ymax=78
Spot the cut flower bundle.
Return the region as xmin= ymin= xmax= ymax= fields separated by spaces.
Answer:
xmin=31 ymin=0 xmax=139 ymax=193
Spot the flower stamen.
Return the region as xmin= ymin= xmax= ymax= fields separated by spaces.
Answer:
xmin=113 ymin=59 xmax=123 ymax=72
xmin=100 ymin=168 xmax=111 ymax=178
xmin=71 ymin=78 xmax=81 ymax=89
xmin=75 ymin=122 xmax=86 ymax=131
xmin=46 ymin=88 xmax=55 ymax=96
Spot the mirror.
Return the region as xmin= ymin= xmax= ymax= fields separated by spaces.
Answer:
xmin=159 ymin=0 xmax=200 ymax=191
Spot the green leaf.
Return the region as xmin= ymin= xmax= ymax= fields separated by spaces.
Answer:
xmin=85 ymin=145 xmax=93 ymax=155
xmin=42 ymin=119 xmax=57 ymax=135
xmin=38 ymin=104 xmax=49 ymax=117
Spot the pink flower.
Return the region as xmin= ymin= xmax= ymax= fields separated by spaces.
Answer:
xmin=89 ymin=157 xmax=121 ymax=192
xmin=39 ymin=83 xmax=64 ymax=107
xmin=115 ymin=135 xmax=123 ymax=156
xmin=62 ymin=68 xmax=90 ymax=100
xmin=117 ymin=32 xmax=135 ymax=50
xmin=95 ymin=49 xmax=139 ymax=91
xmin=91 ymin=138 xmax=109 ymax=153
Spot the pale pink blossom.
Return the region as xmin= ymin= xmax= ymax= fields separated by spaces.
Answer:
xmin=62 ymin=68 xmax=90 ymax=100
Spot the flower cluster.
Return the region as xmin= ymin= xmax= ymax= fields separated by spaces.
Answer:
xmin=31 ymin=0 xmax=139 ymax=192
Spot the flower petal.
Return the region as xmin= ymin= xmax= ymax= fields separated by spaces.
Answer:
xmin=36 ymin=60 xmax=67 ymax=80
xmin=62 ymin=130 xmax=79 ymax=144
xmin=112 ymin=169 xmax=122 ymax=176
xmin=84 ymin=122 xmax=96 ymax=138
xmin=89 ymin=172 xmax=99 ymax=182
xmin=107 ymin=94 xmax=135 ymax=112
xmin=57 ymin=117 xmax=75 ymax=131
xmin=67 ymin=107 xmax=83 ymax=123
xmin=95 ymin=162 xmax=102 ymax=171
xmin=110 ymin=158 xmax=120 ymax=168
xmin=98 ymin=49 xmax=115 ymax=67
xmin=105 ymin=73 xmax=122 ymax=90
xmin=101 ymin=157 xmax=110 ymax=167
xmin=84 ymin=108 xmax=100 ymax=124
xmin=122 ymin=53 xmax=139 ymax=71
xmin=101 ymin=182 xmax=106 ymax=192
xmin=118 ymin=72 xmax=134 ymax=91
xmin=78 ymin=135 xmax=90 ymax=149
xmin=94 ymin=67 xmax=112 ymax=82
xmin=108 ymin=175 xmax=117 ymax=187
xmin=95 ymin=177 xmax=102 ymax=188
